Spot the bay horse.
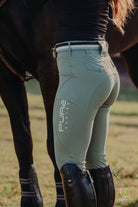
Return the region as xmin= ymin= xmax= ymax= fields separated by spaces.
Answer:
xmin=0 ymin=0 xmax=138 ymax=206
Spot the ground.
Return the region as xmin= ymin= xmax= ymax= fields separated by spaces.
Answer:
xmin=0 ymin=80 xmax=138 ymax=207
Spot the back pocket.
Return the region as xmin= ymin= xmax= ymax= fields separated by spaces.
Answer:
xmin=86 ymin=56 xmax=103 ymax=73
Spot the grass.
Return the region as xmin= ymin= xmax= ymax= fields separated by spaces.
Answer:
xmin=0 ymin=80 xmax=138 ymax=207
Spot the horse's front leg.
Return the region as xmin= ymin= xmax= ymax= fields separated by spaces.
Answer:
xmin=0 ymin=63 xmax=43 ymax=207
xmin=38 ymin=57 xmax=66 ymax=207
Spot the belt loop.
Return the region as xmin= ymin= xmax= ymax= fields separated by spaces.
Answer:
xmin=105 ymin=41 xmax=109 ymax=51
xmin=68 ymin=41 xmax=72 ymax=56
xmin=98 ymin=41 xmax=107 ymax=56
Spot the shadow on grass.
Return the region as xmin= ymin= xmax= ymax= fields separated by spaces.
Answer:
xmin=111 ymin=112 xmax=138 ymax=117
xmin=112 ymin=122 xmax=138 ymax=128
xmin=124 ymin=200 xmax=138 ymax=207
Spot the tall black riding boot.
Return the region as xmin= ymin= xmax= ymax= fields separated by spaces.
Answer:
xmin=19 ymin=164 xmax=43 ymax=207
xmin=60 ymin=163 xmax=97 ymax=207
xmin=89 ymin=165 xmax=115 ymax=207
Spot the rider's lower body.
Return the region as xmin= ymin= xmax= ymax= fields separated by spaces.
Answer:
xmin=53 ymin=40 xmax=120 ymax=207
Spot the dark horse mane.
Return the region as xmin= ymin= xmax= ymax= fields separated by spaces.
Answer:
xmin=0 ymin=0 xmax=138 ymax=206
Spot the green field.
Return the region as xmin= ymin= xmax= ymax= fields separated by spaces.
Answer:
xmin=0 ymin=80 xmax=138 ymax=207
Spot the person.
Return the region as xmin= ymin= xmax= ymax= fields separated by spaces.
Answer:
xmin=52 ymin=0 xmax=134 ymax=207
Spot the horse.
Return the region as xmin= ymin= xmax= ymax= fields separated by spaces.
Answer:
xmin=0 ymin=0 xmax=138 ymax=206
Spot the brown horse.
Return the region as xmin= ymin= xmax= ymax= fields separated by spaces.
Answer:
xmin=0 ymin=0 xmax=138 ymax=206
xmin=106 ymin=4 xmax=138 ymax=87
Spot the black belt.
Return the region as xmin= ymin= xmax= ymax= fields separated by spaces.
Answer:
xmin=53 ymin=40 xmax=105 ymax=58
xmin=55 ymin=40 xmax=105 ymax=48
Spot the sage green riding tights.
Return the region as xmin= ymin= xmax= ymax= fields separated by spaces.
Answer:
xmin=53 ymin=41 xmax=120 ymax=171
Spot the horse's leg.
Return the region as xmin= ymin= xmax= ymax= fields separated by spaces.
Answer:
xmin=121 ymin=44 xmax=138 ymax=88
xmin=0 ymin=62 xmax=43 ymax=207
xmin=38 ymin=57 xmax=66 ymax=207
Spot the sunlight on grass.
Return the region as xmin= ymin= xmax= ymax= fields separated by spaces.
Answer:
xmin=0 ymin=81 xmax=137 ymax=207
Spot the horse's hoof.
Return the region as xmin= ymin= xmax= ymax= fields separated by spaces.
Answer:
xmin=21 ymin=197 xmax=43 ymax=207
xmin=55 ymin=200 xmax=66 ymax=207
xmin=20 ymin=164 xmax=43 ymax=207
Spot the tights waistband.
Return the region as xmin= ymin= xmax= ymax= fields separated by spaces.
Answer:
xmin=53 ymin=40 xmax=108 ymax=58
